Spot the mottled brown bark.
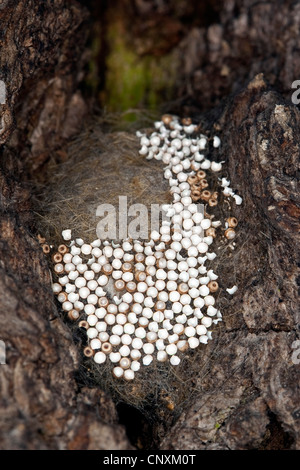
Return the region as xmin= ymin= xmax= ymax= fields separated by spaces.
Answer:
xmin=0 ymin=0 xmax=133 ymax=451
xmin=160 ymin=75 xmax=300 ymax=450
xmin=0 ymin=0 xmax=89 ymax=174
xmin=175 ymin=0 xmax=300 ymax=114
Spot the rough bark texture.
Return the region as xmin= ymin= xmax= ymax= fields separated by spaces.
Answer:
xmin=0 ymin=0 xmax=299 ymax=451
xmin=174 ymin=0 xmax=300 ymax=113
xmin=0 ymin=0 xmax=133 ymax=451
xmin=161 ymin=74 xmax=300 ymax=450
xmin=0 ymin=0 xmax=89 ymax=174
xmin=87 ymin=0 xmax=300 ymax=114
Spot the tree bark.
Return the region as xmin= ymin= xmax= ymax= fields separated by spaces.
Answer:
xmin=161 ymin=74 xmax=300 ymax=449
xmin=0 ymin=0 xmax=89 ymax=174
xmin=0 ymin=0 xmax=133 ymax=451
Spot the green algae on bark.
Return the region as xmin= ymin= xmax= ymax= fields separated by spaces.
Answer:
xmin=104 ymin=20 xmax=179 ymax=112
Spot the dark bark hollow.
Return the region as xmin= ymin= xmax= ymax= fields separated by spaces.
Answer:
xmin=0 ymin=0 xmax=299 ymax=451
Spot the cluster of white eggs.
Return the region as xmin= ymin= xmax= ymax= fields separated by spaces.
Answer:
xmin=49 ymin=114 xmax=242 ymax=381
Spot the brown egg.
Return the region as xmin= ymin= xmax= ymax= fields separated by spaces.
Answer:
xmin=68 ymin=309 xmax=80 ymax=321
xmin=196 ymin=170 xmax=206 ymax=179
xmin=42 ymin=244 xmax=50 ymax=254
xmin=227 ymin=217 xmax=238 ymax=228
xmin=208 ymin=198 xmax=218 ymax=207
xmin=52 ymin=252 xmax=63 ymax=263
xmin=206 ymin=227 xmax=216 ymax=238
xmin=58 ymin=244 xmax=68 ymax=254
xmin=83 ymin=346 xmax=94 ymax=357
xmin=201 ymin=190 xmax=211 ymax=201
xmin=225 ymin=228 xmax=236 ymax=240
xmin=102 ymin=342 xmax=112 ymax=355
xmin=208 ymin=281 xmax=219 ymax=292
